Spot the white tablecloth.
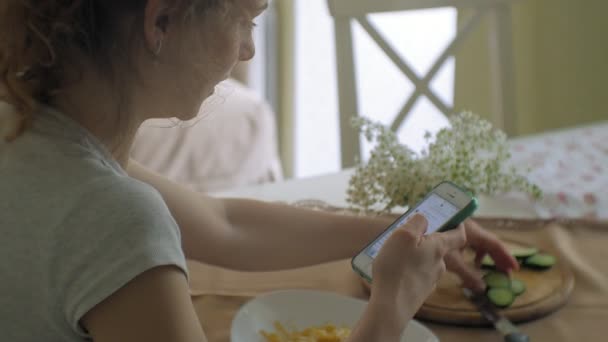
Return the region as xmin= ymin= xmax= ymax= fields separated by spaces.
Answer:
xmin=508 ymin=121 xmax=608 ymax=219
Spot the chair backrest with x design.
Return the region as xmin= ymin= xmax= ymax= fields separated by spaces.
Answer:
xmin=328 ymin=0 xmax=518 ymax=168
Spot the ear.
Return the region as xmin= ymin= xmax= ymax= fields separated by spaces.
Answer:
xmin=143 ymin=0 xmax=172 ymax=55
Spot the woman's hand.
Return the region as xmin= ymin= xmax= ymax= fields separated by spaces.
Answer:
xmin=444 ymin=219 xmax=519 ymax=292
xmin=369 ymin=214 xmax=467 ymax=331
xmin=349 ymin=214 xmax=467 ymax=341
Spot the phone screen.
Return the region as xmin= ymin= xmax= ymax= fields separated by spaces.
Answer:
xmin=365 ymin=193 xmax=460 ymax=258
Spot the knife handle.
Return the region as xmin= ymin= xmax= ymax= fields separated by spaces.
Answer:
xmin=505 ymin=332 xmax=530 ymax=342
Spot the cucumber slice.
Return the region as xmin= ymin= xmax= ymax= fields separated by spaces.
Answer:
xmin=483 ymin=271 xmax=511 ymax=289
xmin=487 ymin=288 xmax=515 ymax=308
xmin=524 ymin=253 xmax=556 ymax=270
xmin=510 ymin=278 xmax=526 ymax=296
xmin=481 ymin=255 xmax=496 ymax=269
xmin=511 ymin=247 xmax=539 ymax=259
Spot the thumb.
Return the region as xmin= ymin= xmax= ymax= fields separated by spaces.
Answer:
xmin=401 ymin=213 xmax=428 ymax=237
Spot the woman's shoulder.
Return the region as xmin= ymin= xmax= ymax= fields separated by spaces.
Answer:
xmin=69 ymin=174 xmax=174 ymax=229
xmin=51 ymin=174 xmax=188 ymax=338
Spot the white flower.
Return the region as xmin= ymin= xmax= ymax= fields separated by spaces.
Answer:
xmin=347 ymin=112 xmax=542 ymax=212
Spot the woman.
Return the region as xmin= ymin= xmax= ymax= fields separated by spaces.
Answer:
xmin=0 ymin=1 xmax=517 ymax=341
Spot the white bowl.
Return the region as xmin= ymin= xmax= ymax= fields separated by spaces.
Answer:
xmin=231 ymin=289 xmax=439 ymax=342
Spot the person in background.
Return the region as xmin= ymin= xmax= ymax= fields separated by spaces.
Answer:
xmin=0 ymin=1 xmax=517 ymax=341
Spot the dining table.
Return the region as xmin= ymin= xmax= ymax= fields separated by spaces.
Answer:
xmin=189 ymin=121 xmax=608 ymax=341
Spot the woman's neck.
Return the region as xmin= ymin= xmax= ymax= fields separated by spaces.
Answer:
xmin=52 ymin=69 xmax=142 ymax=168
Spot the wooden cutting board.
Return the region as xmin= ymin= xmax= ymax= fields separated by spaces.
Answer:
xmin=415 ymin=240 xmax=575 ymax=326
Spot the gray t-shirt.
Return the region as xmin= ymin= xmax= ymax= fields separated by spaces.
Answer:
xmin=0 ymin=107 xmax=188 ymax=341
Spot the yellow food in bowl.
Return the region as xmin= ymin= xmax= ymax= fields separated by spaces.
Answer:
xmin=260 ymin=322 xmax=351 ymax=342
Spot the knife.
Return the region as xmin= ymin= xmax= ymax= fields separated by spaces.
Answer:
xmin=462 ymin=288 xmax=530 ymax=342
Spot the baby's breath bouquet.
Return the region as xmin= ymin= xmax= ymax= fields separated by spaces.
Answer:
xmin=347 ymin=111 xmax=542 ymax=212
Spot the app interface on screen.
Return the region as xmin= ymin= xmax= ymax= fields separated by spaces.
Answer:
xmin=366 ymin=193 xmax=460 ymax=258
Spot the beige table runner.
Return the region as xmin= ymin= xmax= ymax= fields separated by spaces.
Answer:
xmin=188 ymin=218 xmax=608 ymax=342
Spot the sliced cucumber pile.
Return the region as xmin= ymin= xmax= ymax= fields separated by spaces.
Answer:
xmin=483 ymin=272 xmax=511 ymax=289
xmin=482 ymin=271 xmax=527 ymax=308
xmin=476 ymin=246 xmax=556 ymax=309
xmin=480 ymin=248 xmax=556 ymax=271
xmin=510 ymin=278 xmax=527 ymax=296
xmin=487 ymin=288 xmax=515 ymax=308
xmin=523 ymin=253 xmax=557 ymax=270
xmin=511 ymin=247 xmax=539 ymax=260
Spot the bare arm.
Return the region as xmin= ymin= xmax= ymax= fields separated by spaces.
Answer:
xmin=82 ymin=266 xmax=207 ymax=342
xmin=220 ymin=198 xmax=395 ymax=269
xmin=127 ymin=160 xmax=517 ymax=291
xmin=127 ymin=159 xmax=392 ymax=271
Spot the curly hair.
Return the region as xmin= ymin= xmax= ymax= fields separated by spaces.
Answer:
xmin=0 ymin=0 xmax=225 ymax=142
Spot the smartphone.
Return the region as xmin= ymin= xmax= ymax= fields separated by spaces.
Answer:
xmin=351 ymin=181 xmax=478 ymax=282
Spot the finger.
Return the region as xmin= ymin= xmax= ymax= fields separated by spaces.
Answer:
xmin=474 ymin=251 xmax=487 ymax=268
xmin=446 ymin=255 xmax=486 ymax=292
xmin=466 ymin=220 xmax=519 ymax=272
xmin=485 ymin=240 xmax=520 ymax=272
xmin=383 ymin=214 xmax=428 ymax=249
xmin=402 ymin=213 xmax=428 ymax=237
xmin=435 ymin=226 xmax=467 ymax=252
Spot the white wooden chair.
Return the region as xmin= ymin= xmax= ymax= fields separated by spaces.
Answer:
xmin=327 ymin=0 xmax=518 ymax=168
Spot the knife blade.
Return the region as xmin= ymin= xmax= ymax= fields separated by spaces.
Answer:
xmin=462 ymin=288 xmax=530 ymax=342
